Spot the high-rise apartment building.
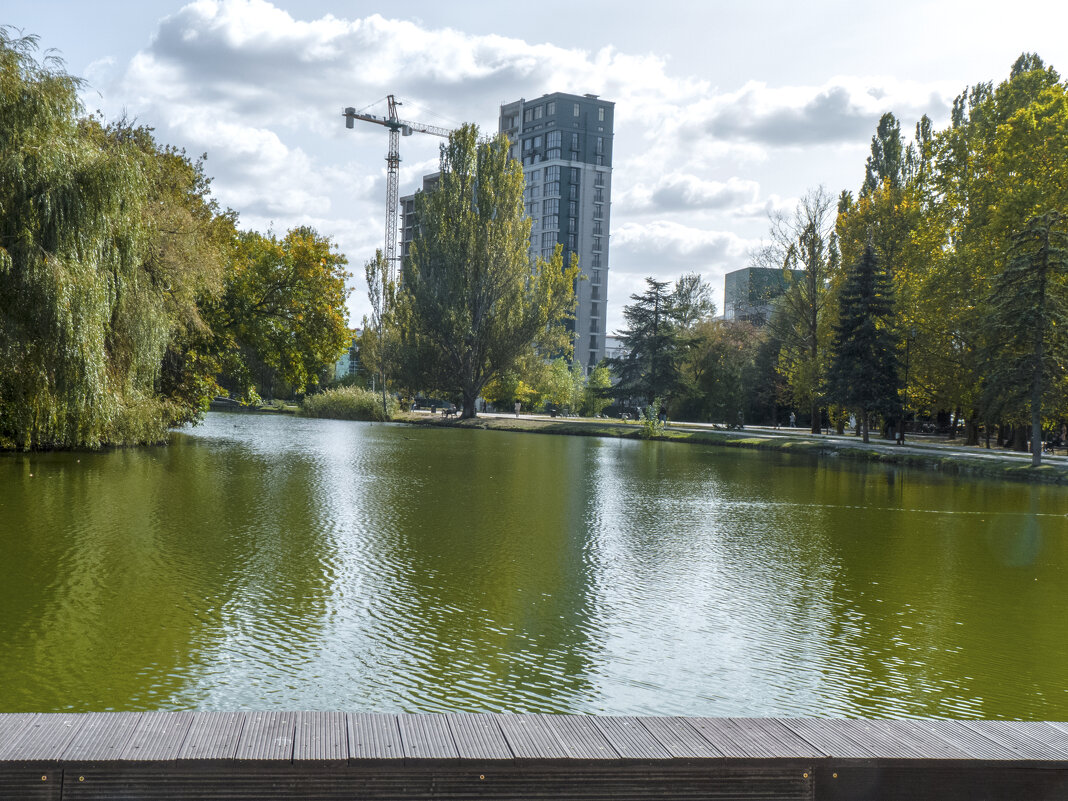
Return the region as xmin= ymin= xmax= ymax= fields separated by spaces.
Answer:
xmin=498 ymin=93 xmax=614 ymax=371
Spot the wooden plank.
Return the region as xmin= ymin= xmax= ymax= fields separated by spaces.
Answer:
xmin=236 ymin=711 xmax=296 ymax=762
xmin=62 ymin=712 xmax=142 ymax=762
xmin=0 ymin=713 xmax=87 ymax=761
xmin=347 ymin=714 xmax=403 ymax=761
xmin=922 ymin=720 xmax=1021 ymax=760
xmin=120 ymin=711 xmax=194 ymax=762
xmin=779 ymin=718 xmax=880 ymax=759
xmin=592 ymin=717 xmax=672 ymax=760
xmin=445 ymin=713 xmax=512 ymax=760
xmin=688 ymin=718 xmax=821 ymax=759
xmin=294 ymin=711 xmax=346 ymax=763
xmin=638 ymin=716 xmax=724 ymax=759
xmin=177 ymin=711 xmax=246 ymax=761
xmin=961 ymin=721 xmax=1068 ymax=761
xmin=867 ymin=719 xmax=975 ymax=760
xmin=539 ymin=715 xmax=618 ymax=760
xmin=398 ymin=714 xmax=458 ymax=760
xmin=0 ymin=714 xmax=37 ymax=754
xmin=495 ymin=714 xmax=570 ymax=760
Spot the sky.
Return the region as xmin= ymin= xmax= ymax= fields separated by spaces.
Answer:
xmin=6 ymin=0 xmax=1068 ymax=334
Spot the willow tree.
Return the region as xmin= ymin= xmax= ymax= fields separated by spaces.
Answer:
xmin=1 ymin=32 xmax=161 ymax=447
xmin=401 ymin=124 xmax=577 ymax=419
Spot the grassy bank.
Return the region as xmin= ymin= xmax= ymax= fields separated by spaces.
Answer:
xmin=395 ymin=411 xmax=1068 ymax=485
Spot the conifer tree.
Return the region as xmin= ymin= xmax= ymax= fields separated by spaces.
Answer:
xmin=607 ymin=278 xmax=682 ymax=407
xmin=828 ymin=245 xmax=901 ymax=443
xmin=980 ymin=211 xmax=1068 ymax=466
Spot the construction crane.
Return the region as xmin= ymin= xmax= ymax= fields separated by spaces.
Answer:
xmin=343 ymin=95 xmax=451 ymax=280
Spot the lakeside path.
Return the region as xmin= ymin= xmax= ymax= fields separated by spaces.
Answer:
xmin=397 ymin=411 xmax=1068 ymax=486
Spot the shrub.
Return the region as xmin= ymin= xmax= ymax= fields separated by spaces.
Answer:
xmin=299 ymin=386 xmax=397 ymax=422
xmin=638 ymin=398 xmax=666 ymax=439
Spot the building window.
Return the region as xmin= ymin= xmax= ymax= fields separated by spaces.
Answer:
xmin=593 ymin=221 xmax=603 ymax=235
xmin=592 ymin=254 xmax=601 ymax=268
xmin=591 ymin=284 xmax=600 ymax=300
xmin=528 ymin=169 xmax=541 ymax=182
xmin=547 ymin=149 xmax=560 ymax=160
xmin=594 ymin=188 xmax=604 ymax=203
xmin=571 ymin=133 xmax=579 ymax=150
xmin=541 ymin=232 xmax=556 ymax=249
xmin=592 ymin=269 xmax=601 ymax=283
xmin=595 ymin=172 xmax=604 ymax=187
xmin=596 ymin=137 xmax=604 ymax=154
xmin=573 ymin=103 xmax=580 ymax=116
xmin=593 ymin=203 xmax=603 ymax=219
xmin=598 ymin=107 xmax=605 ymax=122
xmin=547 ymin=131 xmax=560 ymax=148
xmin=547 ymin=101 xmax=556 ymax=115
xmin=597 ymin=155 xmax=604 ymax=166
xmin=589 ymin=335 xmax=598 ymax=352
xmin=569 ymin=167 xmax=579 ymax=182
xmin=591 ymin=302 xmax=599 ymax=318
xmin=569 ymin=216 xmax=577 ymax=232
xmin=545 ymin=166 xmax=560 ymax=182
xmin=568 ymin=233 xmax=577 ymax=249
xmin=533 ymin=135 xmax=542 ymax=149
xmin=593 ymin=237 xmax=602 ymax=251
xmin=524 ymin=108 xmax=534 ymax=122
xmin=535 ymin=105 xmax=544 ymax=119
xmin=569 ymin=201 xmax=577 ymax=217
xmin=543 ymin=215 xmax=558 ymax=229
xmin=543 ymin=198 xmax=559 ymax=215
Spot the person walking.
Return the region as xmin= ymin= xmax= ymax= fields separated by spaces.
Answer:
xmin=789 ymin=411 xmax=796 ymax=428
xmin=514 ymin=401 xmax=521 ymax=418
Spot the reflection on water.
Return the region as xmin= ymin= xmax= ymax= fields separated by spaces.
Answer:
xmin=1 ymin=413 xmax=1067 ymax=718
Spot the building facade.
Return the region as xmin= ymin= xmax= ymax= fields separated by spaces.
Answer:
xmin=723 ymin=267 xmax=804 ymax=326
xmin=498 ymin=93 xmax=614 ymax=371
xmin=399 ymin=172 xmax=440 ymax=266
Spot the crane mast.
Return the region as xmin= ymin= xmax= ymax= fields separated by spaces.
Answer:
xmin=343 ymin=95 xmax=451 ymax=281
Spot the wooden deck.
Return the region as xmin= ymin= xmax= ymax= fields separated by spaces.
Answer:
xmin=2 ymin=712 xmax=1068 ymax=799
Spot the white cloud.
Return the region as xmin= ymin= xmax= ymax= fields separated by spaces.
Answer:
xmin=617 ymin=174 xmax=760 ymax=214
xmin=86 ymin=1 xmax=963 ymax=331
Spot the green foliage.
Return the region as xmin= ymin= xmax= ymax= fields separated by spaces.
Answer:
xmin=828 ymin=245 xmax=901 ymax=441
xmin=399 ymin=123 xmax=578 ymax=418
xmin=764 ymin=188 xmax=839 ymax=432
xmin=608 ymin=277 xmax=682 ymax=405
xmin=582 ymin=364 xmax=613 ymax=417
xmin=299 ymin=385 xmax=397 ymax=422
xmin=981 ymin=211 xmax=1068 ymax=464
xmin=0 ymin=30 xmax=228 ymax=448
xmin=638 ymin=398 xmax=665 ymax=439
xmin=207 ymin=227 xmax=351 ymax=400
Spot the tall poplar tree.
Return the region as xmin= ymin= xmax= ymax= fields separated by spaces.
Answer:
xmin=401 ymin=124 xmax=577 ymax=418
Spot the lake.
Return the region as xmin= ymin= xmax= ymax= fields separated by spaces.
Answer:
xmin=1 ymin=412 xmax=1066 ymax=718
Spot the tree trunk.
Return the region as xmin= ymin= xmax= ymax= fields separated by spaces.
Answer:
xmin=965 ymin=413 xmax=979 ymax=447
xmin=1013 ymin=425 xmax=1029 ymax=452
xmin=461 ymin=390 xmax=478 ymax=419
xmin=836 ymin=417 xmax=845 ymax=435
xmin=997 ymin=422 xmax=1006 ymax=448
xmin=861 ymin=408 xmax=870 ymax=444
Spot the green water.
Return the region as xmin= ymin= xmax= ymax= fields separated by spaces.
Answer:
xmin=1 ymin=412 xmax=1066 ymax=718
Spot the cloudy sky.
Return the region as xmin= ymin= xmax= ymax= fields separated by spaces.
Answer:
xmin=6 ymin=0 xmax=1068 ymax=332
